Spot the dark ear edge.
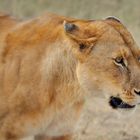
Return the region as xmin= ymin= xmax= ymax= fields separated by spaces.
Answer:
xmin=63 ymin=20 xmax=78 ymax=33
xmin=105 ymin=16 xmax=121 ymax=23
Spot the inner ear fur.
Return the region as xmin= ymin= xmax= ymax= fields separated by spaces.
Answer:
xmin=69 ymin=36 xmax=97 ymax=62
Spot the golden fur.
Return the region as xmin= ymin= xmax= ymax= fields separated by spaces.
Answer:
xmin=0 ymin=12 xmax=140 ymax=140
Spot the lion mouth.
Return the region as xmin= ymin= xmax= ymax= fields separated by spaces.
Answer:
xmin=109 ymin=96 xmax=135 ymax=109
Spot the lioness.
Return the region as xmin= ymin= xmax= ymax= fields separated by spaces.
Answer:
xmin=0 ymin=12 xmax=140 ymax=140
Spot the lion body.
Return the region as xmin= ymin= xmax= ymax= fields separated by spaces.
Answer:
xmin=0 ymin=13 xmax=84 ymax=140
xmin=0 ymin=12 xmax=140 ymax=140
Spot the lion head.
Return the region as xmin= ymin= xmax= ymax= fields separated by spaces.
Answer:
xmin=63 ymin=17 xmax=140 ymax=110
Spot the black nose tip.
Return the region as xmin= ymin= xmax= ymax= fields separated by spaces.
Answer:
xmin=134 ymin=89 xmax=140 ymax=96
xmin=109 ymin=96 xmax=122 ymax=109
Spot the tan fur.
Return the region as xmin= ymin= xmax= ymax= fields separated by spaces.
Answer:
xmin=0 ymin=12 xmax=140 ymax=140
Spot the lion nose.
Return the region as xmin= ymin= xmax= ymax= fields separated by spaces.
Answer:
xmin=134 ymin=89 xmax=140 ymax=96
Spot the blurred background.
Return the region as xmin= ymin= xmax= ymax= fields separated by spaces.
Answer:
xmin=0 ymin=0 xmax=140 ymax=44
xmin=0 ymin=0 xmax=140 ymax=140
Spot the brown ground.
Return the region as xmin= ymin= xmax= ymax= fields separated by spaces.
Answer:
xmin=74 ymin=97 xmax=140 ymax=140
xmin=25 ymin=97 xmax=140 ymax=140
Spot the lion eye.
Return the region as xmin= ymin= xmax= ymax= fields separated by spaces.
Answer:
xmin=114 ymin=57 xmax=125 ymax=67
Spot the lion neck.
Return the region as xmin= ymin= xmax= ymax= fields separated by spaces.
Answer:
xmin=41 ymin=39 xmax=84 ymax=107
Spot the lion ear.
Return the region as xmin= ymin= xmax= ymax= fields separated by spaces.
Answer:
xmin=63 ymin=20 xmax=97 ymax=62
xmin=105 ymin=16 xmax=121 ymax=23
xmin=63 ymin=20 xmax=97 ymax=44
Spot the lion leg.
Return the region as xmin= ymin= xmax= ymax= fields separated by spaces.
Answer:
xmin=35 ymin=135 xmax=73 ymax=140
